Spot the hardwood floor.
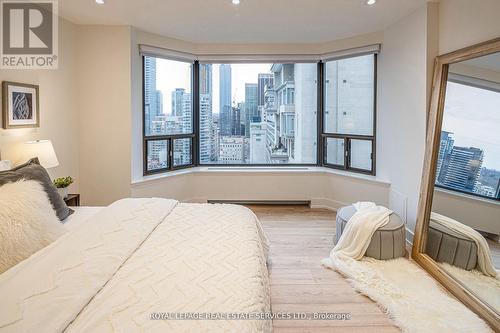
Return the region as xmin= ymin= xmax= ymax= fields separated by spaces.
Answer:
xmin=245 ymin=205 xmax=400 ymax=333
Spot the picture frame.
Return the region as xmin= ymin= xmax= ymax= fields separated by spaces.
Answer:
xmin=2 ymin=81 xmax=40 ymax=129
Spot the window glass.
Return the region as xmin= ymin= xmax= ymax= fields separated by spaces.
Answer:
xmin=325 ymin=138 xmax=344 ymax=166
xmin=350 ymin=139 xmax=372 ymax=171
xmin=324 ymin=54 xmax=374 ymax=136
xmin=144 ymin=56 xmax=192 ymax=136
xmin=146 ymin=140 xmax=168 ymax=172
xmin=173 ymin=138 xmax=192 ymax=167
xmin=199 ymin=63 xmax=317 ymax=164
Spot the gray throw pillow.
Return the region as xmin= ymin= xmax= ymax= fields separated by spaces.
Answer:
xmin=0 ymin=158 xmax=71 ymax=221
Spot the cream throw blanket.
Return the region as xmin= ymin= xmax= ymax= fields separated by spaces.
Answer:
xmin=431 ymin=212 xmax=498 ymax=278
xmin=322 ymin=202 xmax=392 ymax=266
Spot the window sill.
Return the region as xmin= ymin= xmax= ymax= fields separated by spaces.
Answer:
xmin=131 ymin=166 xmax=391 ymax=187
xmin=434 ymin=187 xmax=499 ymax=207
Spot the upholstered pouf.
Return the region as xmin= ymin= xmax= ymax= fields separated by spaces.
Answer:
xmin=335 ymin=205 xmax=406 ymax=260
xmin=425 ymin=221 xmax=477 ymax=270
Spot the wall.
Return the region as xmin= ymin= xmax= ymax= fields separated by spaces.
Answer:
xmin=0 ymin=18 xmax=80 ymax=189
xmin=131 ymin=169 xmax=390 ymax=211
xmin=377 ymin=3 xmax=438 ymax=242
xmin=75 ymin=26 xmax=132 ymax=205
xmin=439 ymin=0 xmax=500 ymax=54
xmin=433 ymin=190 xmax=499 ymax=236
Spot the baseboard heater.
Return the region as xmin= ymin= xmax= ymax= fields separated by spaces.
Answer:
xmin=207 ymin=200 xmax=311 ymax=206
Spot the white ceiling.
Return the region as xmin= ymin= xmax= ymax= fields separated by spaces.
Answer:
xmin=461 ymin=52 xmax=500 ymax=72
xmin=60 ymin=0 xmax=427 ymax=44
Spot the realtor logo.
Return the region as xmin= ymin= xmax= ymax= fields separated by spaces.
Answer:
xmin=1 ymin=0 xmax=58 ymax=69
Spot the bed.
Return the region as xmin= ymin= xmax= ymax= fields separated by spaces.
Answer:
xmin=0 ymin=198 xmax=271 ymax=333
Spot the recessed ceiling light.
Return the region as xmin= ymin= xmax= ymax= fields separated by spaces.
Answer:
xmin=95 ymin=0 xmax=105 ymax=5
xmin=366 ymin=0 xmax=376 ymax=5
xmin=232 ymin=0 xmax=240 ymax=4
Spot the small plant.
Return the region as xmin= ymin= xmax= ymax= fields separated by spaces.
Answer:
xmin=53 ymin=176 xmax=74 ymax=189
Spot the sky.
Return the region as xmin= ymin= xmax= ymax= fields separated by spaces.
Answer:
xmin=155 ymin=58 xmax=272 ymax=115
xmin=443 ymin=81 xmax=500 ymax=170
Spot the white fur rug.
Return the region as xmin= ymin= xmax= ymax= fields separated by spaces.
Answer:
xmin=322 ymin=256 xmax=493 ymax=333
xmin=439 ymin=262 xmax=500 ymax=311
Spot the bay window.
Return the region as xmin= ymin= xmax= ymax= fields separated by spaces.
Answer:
xmin=142 ymin=50 xmax=377 ymax=175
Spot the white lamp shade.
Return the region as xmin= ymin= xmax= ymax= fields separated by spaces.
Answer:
xmin=24 ymin=140 xmax=59 ymax=169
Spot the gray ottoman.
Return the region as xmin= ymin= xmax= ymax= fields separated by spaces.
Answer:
xmin=336 ymin=205 xmax=406 ymax=260
xmin=425 ymin=221 xmax=478 ymax=270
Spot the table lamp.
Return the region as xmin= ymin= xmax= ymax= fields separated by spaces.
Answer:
xmin=24 ymin=140 xmax=59 ymax=169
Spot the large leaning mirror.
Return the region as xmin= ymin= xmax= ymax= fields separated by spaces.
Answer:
xmin=413 ymin=37 xmax=500 ymax=331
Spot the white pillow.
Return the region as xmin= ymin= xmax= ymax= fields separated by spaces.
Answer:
xmin=0 ymin=180 xmax=66 ymax=274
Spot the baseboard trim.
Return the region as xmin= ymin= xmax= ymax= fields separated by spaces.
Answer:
xmin=207 ymin=199 xmax=311 ymax=205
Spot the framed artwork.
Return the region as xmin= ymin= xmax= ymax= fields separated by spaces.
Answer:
xmin=2 ymin=81 xmax=40 ymax=129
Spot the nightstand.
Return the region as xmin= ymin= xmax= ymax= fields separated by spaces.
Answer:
xmin=64 ymin=194 xmax=80 ymax=207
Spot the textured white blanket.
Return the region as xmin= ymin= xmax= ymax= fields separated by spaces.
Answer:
xmin=323 ymin=202 xmax=392 ymax=265
xmin=431 ymin=212 xmax=498 ymax=278
xmin=0 ymin=200 xmax=271 ymax=333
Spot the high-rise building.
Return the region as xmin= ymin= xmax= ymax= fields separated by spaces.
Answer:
xmin=199 ymin=94 xmax=213 ymax=163
xmin=293 ymin=63 xmax=317 ymax=164
xmin=200 ymin=64 xmax=212 ymax=95
xmin=171 ymin=88 xmax=186 ymax=116
xmin=144 ymin=57 xmax=157 ymax=135
xmin=232 ymin=105 xmax=242 ymax=136
xmin=219 ymin=137 xmax=245 ymax=164
xmin=257 ymin=73 xmax=274 ymax=107
xmin=250 ymin=122 xmax=267 ymax=163
xmin=155 ymin=91 xmax=163 ymax=116
xmin=436 ymin=131 xmax=455 ymax=184
xmin=199 ymin=64 xmax=213 ymax=163
xmin=219 ymin=64 xmax=232 ymax=136
xmin=440 ymin=146 xmax=484 ymax=192
xmin=244 ymin=83 xmax=258 ymax=137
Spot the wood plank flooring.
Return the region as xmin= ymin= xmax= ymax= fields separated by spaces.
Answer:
xmin=245 ymin=205 xmax=400 ymax=333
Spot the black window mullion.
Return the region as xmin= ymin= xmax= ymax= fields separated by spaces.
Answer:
xmin=317 ymin=61 xmax=324 ymax=166
xmin=193 ymin=61 xmax=200 ymax=166
xmin=168 ymin=138 xmax=173 ymax=170
xmin=345 ymin=137 xmax=351 ymax=170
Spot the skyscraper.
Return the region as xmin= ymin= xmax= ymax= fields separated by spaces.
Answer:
xmin=199 ymin=64 xmax=213 ymax=163
xmin=171 ymin=88 xmax=186 ymax=116
xmin=441 ymin=146 xmax=484 ymax=192
xmin=257 ymin=73 xmax=274 ymax=107
xmin=232 ymin=105 xmax=242 ymax=136
xmin=244 ymin=83 xmax=258 ymax=137
xmin=199 ymin=94 xmax=213 ymax=163
xmin=200 ymin=64 xmax=212 ymax=95
xmin=219 ymin=64 xmax=232 ymax=136
xmin=144 ymin=56 xmax=157 ymax=135
xmin=436 ymin=131 xmax=455 ymax=184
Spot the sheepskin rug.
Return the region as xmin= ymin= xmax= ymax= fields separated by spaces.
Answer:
xmin=322 ymin=256 xmax=493 ymax=333
xmin=0 ymin=180 xmax=66 ymax=274
xmin=439 ymin=262 xmax=500 ymax=311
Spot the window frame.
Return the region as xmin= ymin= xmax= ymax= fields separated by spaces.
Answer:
xmin=142 ymin=56 xmax=196 ymax=175
xmin=142 ymin=54 xmax=377 ymax=175
xmin=320 ymin=54 xmax=377 ymax=175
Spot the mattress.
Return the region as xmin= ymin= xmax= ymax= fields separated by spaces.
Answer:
xmin=0 ymin=199 xmax=271 ymax=333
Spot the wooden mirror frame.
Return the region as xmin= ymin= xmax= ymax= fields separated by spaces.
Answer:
xmin=412 ymin=37 xmax=500 ymax=332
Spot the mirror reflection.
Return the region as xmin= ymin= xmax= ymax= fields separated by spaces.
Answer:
xmin=426 ymin=52 xmax=500 ymax=312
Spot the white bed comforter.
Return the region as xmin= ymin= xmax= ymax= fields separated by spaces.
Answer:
xmin=0 ymin=199 xmax=271 ymax=333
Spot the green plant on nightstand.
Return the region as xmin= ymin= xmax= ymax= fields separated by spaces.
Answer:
xmin=53 ymin=176 xmax=74 ymax=199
